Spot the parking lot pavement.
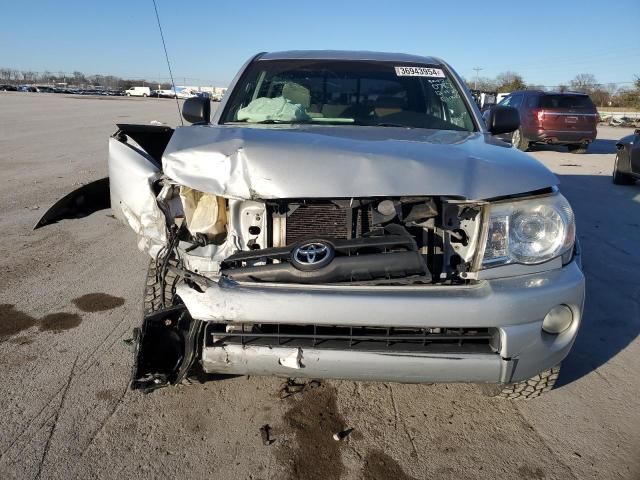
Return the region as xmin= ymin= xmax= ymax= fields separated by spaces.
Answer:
xmin=0 ymin=93 xmax=638 ymax=480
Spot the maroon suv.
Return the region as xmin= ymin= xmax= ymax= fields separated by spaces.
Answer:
xmin=492 ymin=91 xmax=598 ymax=153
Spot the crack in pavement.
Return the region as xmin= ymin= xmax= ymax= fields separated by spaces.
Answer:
xmin=512 ymin=403 xmax=578 ymax=480
xmin=35 ymin=355 xmax=79 ymax=480
xmin=388 ymin=385 xmax=418 ymax=458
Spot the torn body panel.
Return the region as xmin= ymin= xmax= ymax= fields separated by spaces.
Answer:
xmin=34 ymin=177 xmax=110 ymax=229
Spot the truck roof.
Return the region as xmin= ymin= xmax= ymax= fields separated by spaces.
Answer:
xmin=259 ymin=50 xmax=440 ymax=65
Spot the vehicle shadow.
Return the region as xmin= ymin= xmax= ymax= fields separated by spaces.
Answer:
xmin=530 ymin=138 xmax=617 ymax=155
xmin=554 ymin=173 xmax=640 ymax=387
xmin=586 ymin=139 xmax=618 ymax=154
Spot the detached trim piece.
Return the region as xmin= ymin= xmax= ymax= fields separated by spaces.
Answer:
xmin=34 ymin=177 xmax=110 ymax=229
xmin=131 ymin=305 xmax=203 ymax=392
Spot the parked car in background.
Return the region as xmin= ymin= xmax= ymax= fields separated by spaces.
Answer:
xmin=485 ymin=91 xmax=598 ymax=153
xmin=175 ymin=87 xmax=197 ymax=99
xmin=125 ymin=86 xmax=151 ymax=97
xmin=38 ymin=50 xmax=584 ymax=400
xmin=154 ymin=88 xmax=177 ymax=98
xmin=613 ymin=129 xmax=640 ymax=185
xmin=0 ymin=84 xmax=18 ymax=91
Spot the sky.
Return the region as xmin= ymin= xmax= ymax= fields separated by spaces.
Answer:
xmin=1 ymin=0 xmax=638 ymax=88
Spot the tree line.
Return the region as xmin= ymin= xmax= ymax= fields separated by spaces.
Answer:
xmin=467 ymin=71 xmax=640 ymax=108
xmin=0 ymin=68 xmax=173 ymax=90
xmin=2 ymin=66 xmax=638 ymax=109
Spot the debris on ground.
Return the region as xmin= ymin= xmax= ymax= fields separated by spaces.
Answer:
xmin=332 ymin=428 xmax=354 ymax=441
xmin=599 ymin=113 xmax=640 ymax=128
xmin=260 ymin=424 xmax=274 ymax=446
xmin=279 ymin=378 xmax=321 ymax=399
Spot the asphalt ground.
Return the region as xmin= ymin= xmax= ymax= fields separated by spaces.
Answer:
xmin=0 ymin=92 xmax=638 ymax=480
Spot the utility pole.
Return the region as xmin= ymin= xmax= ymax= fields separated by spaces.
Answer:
xmin=473 ymin=67 xmax=483 ymax=90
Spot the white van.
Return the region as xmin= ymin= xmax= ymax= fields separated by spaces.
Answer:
xmin=125 ymin=86 xmax=151 ymax=97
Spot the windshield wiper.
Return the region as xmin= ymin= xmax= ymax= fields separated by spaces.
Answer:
xmin=373 ymin=122 xmax=414 ymax=128
xmin=231 ymin=119 xmax=310 ymax=125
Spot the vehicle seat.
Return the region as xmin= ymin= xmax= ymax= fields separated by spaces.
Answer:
xmin=282 ymin=82 xmax=310 ymax=108
xmin=374 ymin=96 xmax=405 ymax=117
xmin=282 ymin=82 xmax=323 ymax=117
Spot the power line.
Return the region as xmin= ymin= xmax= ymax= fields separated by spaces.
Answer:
xmin=152 ymin=0 xmax=182 ymax=125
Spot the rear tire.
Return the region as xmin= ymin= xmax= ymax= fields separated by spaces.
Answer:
xmin=143 ymin=93 xmax=148 ymax=97
xmin=568 ymin=143 xmax=588 ymax=154
xmin=481 ymin=364 xmax=560 ymax=399
xmin=511 ymin=128 xmax=529 ymax=151
xmin=612 ymin=153 xmax=635 ymax=185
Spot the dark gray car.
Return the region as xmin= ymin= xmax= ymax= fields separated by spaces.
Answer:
xmin=613 ymin=129 xmax=640 ymax=185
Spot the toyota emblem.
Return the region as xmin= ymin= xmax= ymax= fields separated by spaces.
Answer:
xmin=291 ymin=241 xmax=334 ymax=270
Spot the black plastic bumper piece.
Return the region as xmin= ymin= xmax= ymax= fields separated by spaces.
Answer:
xmin=130 ymin=305 xmax=203 ymax=392
xmin=221 ymin=250 xmax=430 ymax=284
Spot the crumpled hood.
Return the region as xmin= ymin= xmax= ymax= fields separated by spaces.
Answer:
xmin=162 ymin=125 xmax=558 ymax=200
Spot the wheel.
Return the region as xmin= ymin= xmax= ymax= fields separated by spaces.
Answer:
xmin=511 ymin=128 xmax=529 ymax=151
xmin=126 ymin=93 xmax=131 ymax=96
xmin=612 ymin=153 xmax=635 ymax=185
xmin=144 ymin=258 xmax=179 ymax=314
xmin=143 ymin=93 xmax=148 ymax=97
xmin=568 ymin=143 xmax=588 ymax=154
xmin=481 ymin=364 xmax=560 ymax=399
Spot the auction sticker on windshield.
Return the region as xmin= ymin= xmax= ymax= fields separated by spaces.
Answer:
xmin=394 ymin=66 xmax=445 ymax=77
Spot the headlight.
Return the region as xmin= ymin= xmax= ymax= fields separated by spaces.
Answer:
xmin=482 ymin=194 xmax=575 ymax=267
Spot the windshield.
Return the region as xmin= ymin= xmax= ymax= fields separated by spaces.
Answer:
xmin=221 ymin=59 xmax=475 ymax=131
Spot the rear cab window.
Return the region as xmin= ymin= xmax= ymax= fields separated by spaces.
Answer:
xmin=221 ymin=59 xmax=476 ymax=132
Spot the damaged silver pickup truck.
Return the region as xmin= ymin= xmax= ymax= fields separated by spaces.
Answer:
xmin=37 ymin=51 xmax=584 ymax=399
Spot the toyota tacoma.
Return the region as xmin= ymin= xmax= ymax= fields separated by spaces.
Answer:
xmin=37 ymin=51 xmax=585 ymax=399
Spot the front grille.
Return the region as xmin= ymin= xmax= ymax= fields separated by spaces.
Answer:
xmin=286 ymin=204 xmax=348 ymax=243
xmin=285 ymin=203 xmax=374 ymax=244
xmin=207 ymin=323 xmax=497 ymax=354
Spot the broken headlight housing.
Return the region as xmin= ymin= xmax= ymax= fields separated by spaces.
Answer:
xmin=482 ymin=193 xmax=575 ymax=267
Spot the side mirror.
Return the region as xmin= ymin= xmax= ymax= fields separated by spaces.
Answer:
xmin=486 ymin=106 xmax=520 ymax=135
xmin=182 ymin=96 xmax=210 ymax=124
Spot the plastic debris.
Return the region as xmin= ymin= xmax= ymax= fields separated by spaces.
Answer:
xmin=332 ymin=428 xmax=354 ymax=441
xmin=260 ymin=424 xmax=273 ymax=446
xmin=279 ymin=379 xmax=321 ymax=399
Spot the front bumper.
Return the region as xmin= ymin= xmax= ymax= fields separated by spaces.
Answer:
xmin=177 ymin=260 xmax=585 ymax=384
xmin=528 ymin=128 xmax=596 ymax=145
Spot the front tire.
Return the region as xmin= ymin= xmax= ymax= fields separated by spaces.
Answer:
xmin=144 ymin=258 xmax=179 ymax=314
xmin=568 ymin=143 xmax=588 ymax=154
xmin=511 ymin=128 xmax=529 ymax=151
xmin=481 ymin=364 xmax=560 ymax=399
xmin=612 ymin=153 xmax=635 ymax=185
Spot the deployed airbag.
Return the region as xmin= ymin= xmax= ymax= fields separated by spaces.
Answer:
xmin=237 ymin=97 xmax=309 ymax=123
